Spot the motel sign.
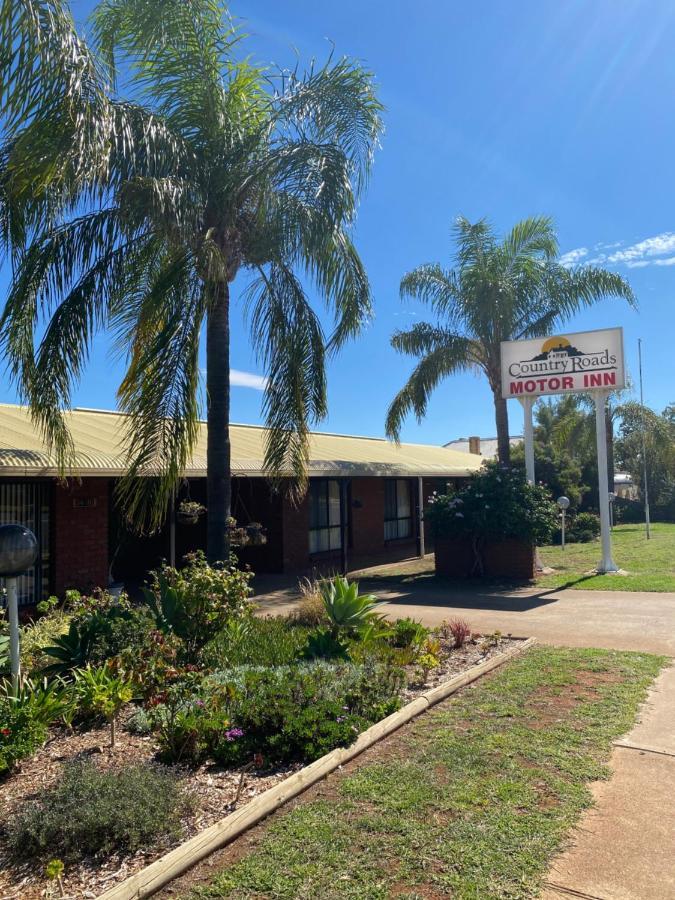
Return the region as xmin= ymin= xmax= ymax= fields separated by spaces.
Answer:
xmin=500 ymin=327 xmax=626 ymax=400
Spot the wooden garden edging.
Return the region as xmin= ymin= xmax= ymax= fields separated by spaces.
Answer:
xmin=98 ymin=637 xmax=537 ymax=900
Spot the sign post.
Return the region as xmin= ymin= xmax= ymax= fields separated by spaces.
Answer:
xmin=501 ymin=327 xmax=625 ymax=576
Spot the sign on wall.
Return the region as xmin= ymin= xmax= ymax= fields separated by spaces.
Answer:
xmin=501 ymin=327 xmax=625 ymax=400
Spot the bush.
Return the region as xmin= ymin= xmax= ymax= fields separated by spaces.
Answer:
xmin=445 ymin=619 xmax=472 ymax=649
xmin=555 ymin=511 xmax=602 ymax=544
xmin=425 ymin=461 xmax=557 ymax=546
xmin=20 ymin=608 xmax=72 ymax=674
xmin=203 ymin=616 xmax=312 ymax=668
xmin=0 ymin=680 xmax=71 ymax=776
xmin=293 ymin=578 xmax=330 ymax=626
xmin=204 ymin=660 xmax=404 ymax=766
xmin=142 ymin=552 xmax=253 ymax=661
xmin=388 ymin=617 xmax=428 ymax=650
xmin=6 ymin=761 xmax=192 ymax=861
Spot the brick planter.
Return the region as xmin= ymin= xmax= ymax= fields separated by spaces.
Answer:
xmin=435 ymin=536 xmax=535 ymax=580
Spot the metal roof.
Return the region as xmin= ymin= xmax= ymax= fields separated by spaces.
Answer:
xmin=0 ymin=404 xmax=484 ymax=479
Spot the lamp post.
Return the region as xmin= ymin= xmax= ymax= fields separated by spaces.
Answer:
xmin=608 ymin=492 xmax=616 ymax=530
xmin=0 ymin=525 xmax=39 ymax=694
xmin=557 ymin=496 xmax=570 ymax=551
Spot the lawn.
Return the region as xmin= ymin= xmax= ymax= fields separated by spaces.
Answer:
xmin=538 ymin=522 xmax=675 ymax=592
xmin=182 ymin=646 xmax=664 ymax=900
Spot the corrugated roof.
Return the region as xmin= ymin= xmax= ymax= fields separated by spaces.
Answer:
xmin=0 ymin=404 xmax=484 ymax=479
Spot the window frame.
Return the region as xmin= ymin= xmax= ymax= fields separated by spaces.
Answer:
xmin=308 ymin=478 xmax=344 ymax=556
xmin=384 ymin=478 xmax=414 ymax=542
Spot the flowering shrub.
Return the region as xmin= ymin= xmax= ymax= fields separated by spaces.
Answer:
xmin=425 ymin=461 xmax=557 ymax=546
xmin=0 ymin=680 xmax=71 ymax=776
xmin=143 ymin=551 xmax=253 ymax=662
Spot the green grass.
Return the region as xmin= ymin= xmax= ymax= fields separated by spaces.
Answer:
xmin=184 ymin=646 xmax=664 ymax=900
xmin=538 ymin=522 xmax=675 ymax=591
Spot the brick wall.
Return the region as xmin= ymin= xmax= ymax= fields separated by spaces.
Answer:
xmin=53 ymin=478 xmax=110 ymax=595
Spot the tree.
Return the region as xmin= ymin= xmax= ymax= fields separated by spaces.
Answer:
xmin=385 ymin=217 xmax=635 ymax=465
xmin=0 ymin=0 xmax=382 ymax=562
xmin=615 ymin=402 xmax=675 ymax=508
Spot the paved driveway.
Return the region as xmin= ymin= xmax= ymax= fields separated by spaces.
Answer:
xmin=255 ymin=575 xmax=675 ymax=655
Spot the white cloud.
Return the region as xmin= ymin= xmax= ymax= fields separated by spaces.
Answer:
xmin=558 ymin=247 xmax=588 ymax=268
xmin=604 ymin=232 xmax=675 ymax=267
xmin=230 ymin=369 xmax=268 ymax=390
xmin=653 ymin=255 xmax=675 ymax=266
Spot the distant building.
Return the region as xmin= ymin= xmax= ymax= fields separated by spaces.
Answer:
xmin=444 ymin=435 xmax=523 ymax=459
xmin=613 ymin=472 xmax=638 ymax=500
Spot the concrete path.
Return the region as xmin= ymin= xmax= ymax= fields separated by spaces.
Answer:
xmin=255 ymin=576 xmax=675 ymax=655
xmin=543 ymin=662 xmax=675 ymax=900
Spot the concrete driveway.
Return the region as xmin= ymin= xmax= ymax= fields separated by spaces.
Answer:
xmin=254 ymin=574 xmax=675 ymax=655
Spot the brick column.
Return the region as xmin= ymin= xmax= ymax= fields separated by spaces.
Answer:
xmin=53 ymin=478 xmax=110 ymax=595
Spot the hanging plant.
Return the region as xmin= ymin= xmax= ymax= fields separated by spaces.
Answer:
xmin=177 ymin=500 xmax=206 ymax=525
xmin=226 ymin=517 xmax=268 ymax=547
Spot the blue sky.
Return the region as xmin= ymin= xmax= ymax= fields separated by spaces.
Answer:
xmin=2 ymin=0 xmax=674 ymax=445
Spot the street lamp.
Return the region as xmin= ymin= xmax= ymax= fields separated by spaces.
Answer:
xmin=557 ymin=496 xmax=570 ymax=551
xmin=0 ymin=525 xmax=38 ymax=693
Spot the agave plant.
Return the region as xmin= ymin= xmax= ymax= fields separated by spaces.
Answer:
xmin=319 ymin=577 xmax=384 ymax=639
xmin=41 ymin=619 xmax=100 ymax=678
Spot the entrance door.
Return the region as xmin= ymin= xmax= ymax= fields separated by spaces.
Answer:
xmin=0 ymin=482 xmax=51 ymax=606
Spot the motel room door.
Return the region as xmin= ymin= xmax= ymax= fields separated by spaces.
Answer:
xmin=0 ymin=482 xmax=51 ymax=606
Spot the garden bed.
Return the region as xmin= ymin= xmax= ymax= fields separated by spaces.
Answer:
xmin=0 ymin=629 xmax=519 ymax=900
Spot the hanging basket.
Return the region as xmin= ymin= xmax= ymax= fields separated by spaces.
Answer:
xmin=226 ymin=518 xmax=268 ymax=547
xmin=177 ymin=501 xmax=206 ymax=526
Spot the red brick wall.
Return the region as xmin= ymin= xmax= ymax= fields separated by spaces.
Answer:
xmin=53 ymin=478 xmax=109 ymax=595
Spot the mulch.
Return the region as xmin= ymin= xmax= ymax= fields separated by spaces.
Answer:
xmin=0 ymin=633 xmax=518 ymax=900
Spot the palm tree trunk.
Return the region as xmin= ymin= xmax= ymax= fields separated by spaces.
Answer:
xmin=206 ymin=280 xmax=232 ymax=564
xmin=493 ymin=391 xmax=511 ymax=466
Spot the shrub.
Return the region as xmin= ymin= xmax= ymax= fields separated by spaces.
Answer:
xmin=205 ymin=660 xmax=404 ymax=766
xmin=6 ymin=761 xmax=192 ymax=861
xmin=425 ymin=461 xmax=557 ymax=546
xmin=568 ymin=512 xmax=601 ymax=543
xmin=20 ymin=608 xmax=72 ymax=674
xmin=73 ymin=664 xmax=135 ymax=746
xmin=388 ymin=617 xmax=428 ymax=650
xmin=203 ymin=616 xmax=312 ymax=668
xmin=142 ymin=551 xmax=253 ymax=661
xmin=302 ymin=628 xmax=350 ymax=661
xmin=446 ymin=619 xmax=472 ymax=649
xmin=0 ymin=680 xmax=71 ymax=776
xmin=40 ymin=592 xmax=153 ymax=677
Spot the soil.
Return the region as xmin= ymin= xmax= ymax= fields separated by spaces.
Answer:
xmin=0 ymin=633 xmax=519 ymax=900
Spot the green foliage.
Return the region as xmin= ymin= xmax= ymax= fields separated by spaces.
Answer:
xmin=568 ymin=511 xmax=601 ymax=543
xmin=616 ymin=402 xmax=675 ymax=509
xmin=203 ymin=616 xmax=312 ymax=669
xmin=302 ymin=628 xmax=350 ymax=661
xmin=0 ymin=679 xmax=71 ymax=776
xmin=207 ymin=661 xmax=405 ymax=764
xmin=40 ymin=590 xmax=152 ymax=677
xmin=426 ymin=462 xmax=558 ymax=545
xmin=142 ymin=552 xmax=253 ymax=661
xmin=19 ymin=608 xmax=71 ymax=674
xmin=319 ymin=576 xmax=383 ymax=638
xmin=0 ymin=0 xmax=383 ymax=530
xmin=73 ymin=664 xmax=135 ymax=746
xmin=6 ymin=761 xmax=191 ymax=862
xmin=387 ymin=617 xmax=429 ymax=650
xmin=386 ymin=216 xmax=635 ymax=463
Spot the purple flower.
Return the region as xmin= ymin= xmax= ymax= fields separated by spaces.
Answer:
xmin=195 ymin=699 xmax=205 ymax=708
xmin=224 ymin=727 xmax=244 ymax=742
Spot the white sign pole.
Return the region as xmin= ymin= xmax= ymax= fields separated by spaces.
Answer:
xmin=594 ymin=390 xmax=618 ymax=573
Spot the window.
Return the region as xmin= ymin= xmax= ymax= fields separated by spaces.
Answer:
xmin=0 ymin=482 xmax=51 ymax=606
xmin=309 ymin=479 xmax=342 ymax=554
xmin=384 ymin=478 xmax=413 ymax=541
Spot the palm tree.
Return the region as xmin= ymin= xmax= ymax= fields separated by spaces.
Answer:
xmin=0 ymin=0 xmax=383 ymax=562
xmin=385 ymin=217 xmax=635 ymax=465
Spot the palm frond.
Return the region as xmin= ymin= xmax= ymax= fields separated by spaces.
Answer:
xmin=245 ymin=262 xmax=326 ymax=494
xmin=385 ymin=333 xmax=475 ymax=441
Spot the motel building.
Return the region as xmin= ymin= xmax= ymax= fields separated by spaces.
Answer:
xmin=0 ymin=404 xmax=483 ymax=608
